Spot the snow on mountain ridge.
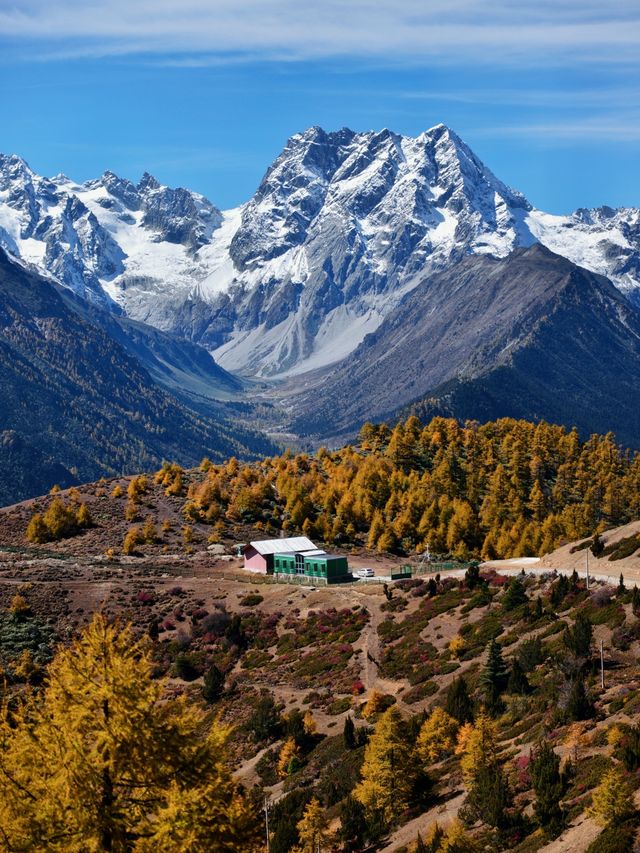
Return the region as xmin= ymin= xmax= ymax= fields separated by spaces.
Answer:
xmin=0 ymin=126 xmax=639 ymax=377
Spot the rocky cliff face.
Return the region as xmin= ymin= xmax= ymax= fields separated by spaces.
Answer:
xmin=1 ymin=127 xmax=639 ymax=378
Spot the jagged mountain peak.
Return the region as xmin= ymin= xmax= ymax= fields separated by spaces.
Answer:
xmin=0 ymin=152 xmax=33 ymax=174
xmin=137 ymin=171 xmax=162 ymax=193
xmin=1 ymin=128 xmax=640 ymax=379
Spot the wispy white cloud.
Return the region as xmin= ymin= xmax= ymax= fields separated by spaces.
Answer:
xmin=0 ymin=0 xmax=639 ymax=67
xmin=396 ymin=87 xmax=640 ymax=109
xmin=474 ymin=115 xmax=640 ymax=141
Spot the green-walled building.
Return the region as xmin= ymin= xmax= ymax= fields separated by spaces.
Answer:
xmin=273 ymin=550 xmax=349 ymax=583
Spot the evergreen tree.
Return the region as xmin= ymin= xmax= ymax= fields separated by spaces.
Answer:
xmin=617 ymin=573 xmax=626 ymax=595
xmin=0 ymin=615 xmax=259 ymax=852
xmin=551 ymin=574 xmax=570 ymax=607
xmin=633 ymin=585 xmax=640 ymax=615
xmin=343 ymin=715 xmax=356 ymax=750
xmin=502 ymin=576 xmax=528 ymax=611
xmin=269 ymin=791 xmax=312 ymax=853
xmin=507 ymin=659 xmax=531 ymax=695
xmin=202 ymin=663 xmax=225 ymax=704
xmin=285 ymin=708 xmax=307 ymax=744
xmin=530 ymin=740 xmax=565 ymax=836
xmin=338 ymin=795 xmax=367 ymax=852
xmin=246 ymin=692 xmax=282 ymax=742
xmin=590 ymin=534 xmax=605 ymax=557
xmin=534 ymin=595 xmax=544 ymax=620
xmin=518 ymin=636 xmax=544 ymax=672
xmin=464 ymin=563 xmax=482 ymax=590
xmin=445 ymin=676 xmax=474 ymax=724
xmin=563 ymin=613 xmax=593 ymax=661
xmin=479 ymin=639 xmax=509 ymax=713
xmin=619 ymin=724 xmax=640 ymax=772
xmin=465 ymin=761 xmax=513 ymax=830
xmin=566 ymin=677 xmax=595 ymax=721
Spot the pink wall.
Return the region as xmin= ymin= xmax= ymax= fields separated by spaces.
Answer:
xmin=244 ymin=547 xmax=268 ymax=573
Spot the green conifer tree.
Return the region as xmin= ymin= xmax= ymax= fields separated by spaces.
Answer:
xmin=507 ymin=659 xmax=531 ymax=695
xmin=566 ymin=677 xmax=595 ymax=721
xmin=479 ymin=639 xmax=509 ymax=713
xmin=343 ymin=715 xmax=356 ymax=750
xmin=530 ymin=740 xmax=565 ymax=836
xmin=445 ymin=676 xmax=474 ymax=724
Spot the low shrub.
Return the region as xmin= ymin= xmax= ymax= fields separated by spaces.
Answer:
xmin=240 ymin=594 xmax=264 ymax=607
xmin=586 ymin=821 xmax=638 ymax=853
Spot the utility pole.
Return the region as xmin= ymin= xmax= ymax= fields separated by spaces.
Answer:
xmin=600 ymin=639 xmax=605 ymax=690
xmin=264 ymin=797 xmax=270 ymax=852
xmin=586 ymin=549 xmax=590 ymax=590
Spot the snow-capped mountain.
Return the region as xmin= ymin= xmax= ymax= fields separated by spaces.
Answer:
xmin=1 ymin=126 xmax=639 ymax=378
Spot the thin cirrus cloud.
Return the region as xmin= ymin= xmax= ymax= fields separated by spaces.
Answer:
xmin=1 ymin=0 xmax=639 ymax=66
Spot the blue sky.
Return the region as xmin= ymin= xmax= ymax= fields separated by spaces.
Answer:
xmin=1 ymin=1 xmax=639 ymax=213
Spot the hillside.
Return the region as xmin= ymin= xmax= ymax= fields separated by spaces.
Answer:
xmin=283 ymin=246 xmax=640 ymax=447
xmin=1 ymin=415 xmax=639 ymax=565
xmin=2 ymin=479 xmax=640 ymax=851
xmin=0 ymin=249 xmax=276 ymax=504
xmin=1 ymin=416 xmax=640 ymax=850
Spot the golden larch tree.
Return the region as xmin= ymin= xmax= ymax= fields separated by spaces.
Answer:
xmin=0 ymin=615 xmax=259 ymax=852
xmin=354 ymin=705 xmax=415 ymax=827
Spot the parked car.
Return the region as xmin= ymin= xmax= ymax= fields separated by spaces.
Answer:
xmin=356 ymin=568 xmax=375 ymax=578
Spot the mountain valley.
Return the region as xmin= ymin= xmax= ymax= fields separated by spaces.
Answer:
xmin=2 ymin=125 xmax=640 ymax=498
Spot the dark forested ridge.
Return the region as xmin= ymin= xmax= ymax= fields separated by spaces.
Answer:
xmin=285 ymin=246 xmax=640 ymax=447
xmin=0 ymin=250 xmax=276 ymax=505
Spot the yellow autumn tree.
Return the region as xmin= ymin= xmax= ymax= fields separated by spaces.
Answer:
xmin=448 ymin=635 xmax=466 ymax=658
xmin=25 ymin=512 xmax=48 ymax=543
xmin=588 ymin=766 xmax=636 ymax=827
xmin=440 ymin=820 xmax=482 ymax=853
xmin=9 ymin=594 xmax=31 ymax=617
xmin=354 ymin=706 xmax=415 ymax=827
xmin=458 ymin=712 xmax=499 ymax=785
xmin=362 ymin=689 xmax=387 ymax=719
xmin=417 ymin=707 xmax=459 ymax=765
xmin=0 ymin=615 xmax=259 ymax=852
xmin=278 ymin=736 xmax=301 ymax=777
xmin=294 ymin=796 xmax=330 ymax=852
xmin=303 ymin=710 xmax=317 ymax=736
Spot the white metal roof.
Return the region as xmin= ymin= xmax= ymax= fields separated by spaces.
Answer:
xmin=249 ymin=537 xmax=316 ymax=555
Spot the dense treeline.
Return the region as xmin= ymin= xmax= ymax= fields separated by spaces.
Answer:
xmin=184 ymin=416 xmax=640 ymax=559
